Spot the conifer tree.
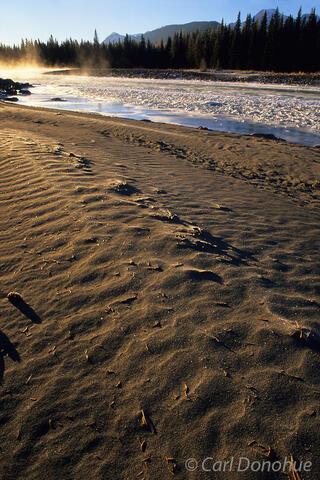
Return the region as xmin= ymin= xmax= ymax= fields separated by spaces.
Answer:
xmin=231 ymin=12 xmax=241 ymax=68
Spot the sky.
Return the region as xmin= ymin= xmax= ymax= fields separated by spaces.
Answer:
xmin=0 ymin=0 xmax=317 ymax=45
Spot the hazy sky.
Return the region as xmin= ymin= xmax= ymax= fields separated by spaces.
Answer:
xmin=0 ymin=0 xmax=317 ymax=45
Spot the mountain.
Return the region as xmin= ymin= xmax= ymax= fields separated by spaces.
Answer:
xmin=253 ymin=9 xmax=288 ymax=23
xmin=141 ymin=21 xmax=219 ymax=43
xmin=104 ymin=32 xmax=125 ymax=44
xmin=102 ymin=32 xmax=142 ymax=44
xmin=302 ymin=12 xmax=320 ymax=21
xmin=102 ymin=21 xmax=219 ymax=45
xmin=229 ymin=9 xmax=287 ymax=27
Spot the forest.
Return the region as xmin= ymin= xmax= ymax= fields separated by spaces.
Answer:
xmin=0 ymin=9 xmax=319 ymax=72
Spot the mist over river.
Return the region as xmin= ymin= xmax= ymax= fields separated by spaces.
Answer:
xmin=4 ymin=68 xmax=320 ymax=146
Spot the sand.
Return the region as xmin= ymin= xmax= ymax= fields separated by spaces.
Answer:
xmin=0 ymin=101 xmax=320 ymax=480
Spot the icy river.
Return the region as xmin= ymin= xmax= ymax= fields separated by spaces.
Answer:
xmin=5 ymin=68 xmax=320 ymax=146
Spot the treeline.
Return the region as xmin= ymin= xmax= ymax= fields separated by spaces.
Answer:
xmin=0 ymin=9 xmax=319 ymax=72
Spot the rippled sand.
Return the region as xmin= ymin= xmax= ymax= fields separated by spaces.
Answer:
xmin=0 ymin=102 xmax=320 ymax=479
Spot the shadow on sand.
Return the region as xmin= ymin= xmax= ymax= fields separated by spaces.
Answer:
xmin=0 ymin=330 xmax=21 ymax=384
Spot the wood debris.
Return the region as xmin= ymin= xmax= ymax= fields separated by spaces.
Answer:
xmin=166 ymin=457 xmax=178 ymax=475
xmin=289 ymin=454 xmax=303 ymax=480
xmin=139 ymin=440 xmax=146 ymax=452
xmin=141 ymin=410 xmax=149 ymax=428
xmin=247 ymin=440 xmax=256 ymax=446
xmin=184 ymin=384 xmax=189 ymax=397
xmin=48 ymin=418 xmax=55 ymax=429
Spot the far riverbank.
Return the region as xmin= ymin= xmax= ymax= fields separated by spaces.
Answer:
xmin=47 ymin=68 xmax=320 ymax=86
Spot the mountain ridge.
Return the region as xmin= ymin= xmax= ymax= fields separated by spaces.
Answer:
xmin=102 ymin=21 xmax=219 ymax=45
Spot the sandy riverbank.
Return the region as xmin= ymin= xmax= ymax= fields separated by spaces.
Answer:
xmin=0 ymin=102 xmax=320 ymax=479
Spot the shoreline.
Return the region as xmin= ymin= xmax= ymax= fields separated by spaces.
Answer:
xmin=4 ymin=94 xmax=320 ymax=149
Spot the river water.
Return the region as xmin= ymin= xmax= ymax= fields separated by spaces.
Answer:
xmin=4 ymin=68 xmax=320 ymax=146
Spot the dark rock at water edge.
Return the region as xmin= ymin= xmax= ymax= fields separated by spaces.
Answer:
xmin=0 ymin=78 xmax=33 ymax=103
xmin=49 ymin=97 xmax=67 ymax=102
xmin=250 ymin=133 xmax=285 ymax=142
xmin=0 ymin=78 xmax=33 ymax=95
xmin=2 ymin=96 xmax=19 ymax=102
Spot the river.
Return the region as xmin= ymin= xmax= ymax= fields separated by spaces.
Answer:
xmin=4 ymin=68 xmax=320 ymax=146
